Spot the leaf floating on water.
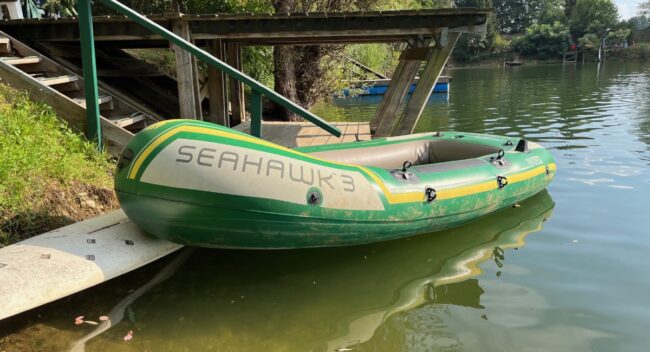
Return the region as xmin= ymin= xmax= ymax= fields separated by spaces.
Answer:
xmin=99 ymin=315 xmax=109 ymax=321
xmin=123 ymin=330 xmax=133 ymax=342
xmin=512 ymin=203 xmax=521 ymax=208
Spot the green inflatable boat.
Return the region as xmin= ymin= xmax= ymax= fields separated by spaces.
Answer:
xmin=114 ymin=120 xmax=556 ymax=249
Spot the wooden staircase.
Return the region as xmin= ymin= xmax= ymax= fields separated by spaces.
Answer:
xmin=0 ymin=31 xmax=160 ymax=156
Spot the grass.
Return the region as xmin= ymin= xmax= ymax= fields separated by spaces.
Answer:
xmin=0 ymin=83 xmax=118 ymax=246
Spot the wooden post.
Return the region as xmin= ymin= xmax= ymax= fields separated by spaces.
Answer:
xmin=226 ymin=43 xmax=245 ymax=127
xmin=172 ymin=19 xmax=200 ymax=119
xmin=250 ymin=90 xmax=262 ymax=137
xmin=392 ymin=32 xmax=459 ymax=136
xmin=371 ymin=40 xmax=429 ymax=137
xmin=206 ymin=39 xmax=228 ymax=125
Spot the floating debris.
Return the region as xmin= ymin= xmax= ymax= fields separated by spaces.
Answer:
xmin=74 ymin=316 xmax=84 ymax=325
xmin=83 ymin=320 xmax=98 ymax=326
xmin=123 ymin=330 xmax=133 ymax=342
xmin=99 ymin=315 xmax=109 ymax=321
xmin=572 ymin=240 xmax=579 ymax=243
xmin=512 ymin=203 xmax=521 ymax=208
xmin=335 ymin=347 xmax=354 ymax=351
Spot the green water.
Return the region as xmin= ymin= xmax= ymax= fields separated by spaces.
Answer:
xmin=3 ymin=62 xmax=650 ymax=351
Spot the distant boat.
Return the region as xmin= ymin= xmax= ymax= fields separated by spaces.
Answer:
xmin=342 ymin=76 xmax=450 ymax=96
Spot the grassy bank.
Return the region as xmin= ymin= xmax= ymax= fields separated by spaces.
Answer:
xmin=0 ymin=84 xmax=118 ymax=247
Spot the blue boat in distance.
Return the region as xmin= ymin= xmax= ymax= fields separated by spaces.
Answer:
xmin=342 ymin=76 xmax=450 ymax=96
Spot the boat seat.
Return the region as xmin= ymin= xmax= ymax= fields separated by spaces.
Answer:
xmin=309 ymin=140 xmax=501 ymax=170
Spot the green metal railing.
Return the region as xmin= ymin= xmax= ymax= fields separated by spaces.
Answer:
xmin=77 ymin=0 xmax=341 ymax=150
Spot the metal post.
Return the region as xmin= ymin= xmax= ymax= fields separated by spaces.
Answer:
xmin=250 ymin=90 xmax=262 ymax=137
xmin=77 ymin=0 xmax=102 ymax=151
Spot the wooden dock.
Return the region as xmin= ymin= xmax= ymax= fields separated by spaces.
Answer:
xmin=233 ymin=121 xmax=371 ymax=148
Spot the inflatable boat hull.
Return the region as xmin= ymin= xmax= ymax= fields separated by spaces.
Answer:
xmin=115 ymin=120 xmax=556 ymax=249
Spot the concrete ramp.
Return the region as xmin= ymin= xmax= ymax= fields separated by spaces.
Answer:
xmin=0 ymin=210 xmax=183 ymax=320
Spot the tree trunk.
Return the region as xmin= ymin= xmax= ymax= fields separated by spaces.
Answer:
xmin=272 ymin=45 xmax=301 ymax=121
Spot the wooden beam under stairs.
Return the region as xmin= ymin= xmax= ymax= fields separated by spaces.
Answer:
xmin=0 ymin=37 xmax=10 ymax=54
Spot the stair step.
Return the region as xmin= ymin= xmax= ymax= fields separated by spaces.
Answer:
xmin=37 ymin=75 xmax=78 ymax=86
xmin=109 ymin=114 xmax=146 ymax=128
xmin=1 ymin=56 xmax=42 ymax=65
xmin=0 ymin=37 xmax=10 ymax=54
xmin=73 ymin=95 xmax=113 ymax=107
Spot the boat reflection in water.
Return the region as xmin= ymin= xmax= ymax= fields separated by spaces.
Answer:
xmin=99 ymin=191 xmax=554 ymax=351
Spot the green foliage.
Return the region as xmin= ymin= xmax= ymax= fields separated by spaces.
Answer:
xmin=345 ymin=44 xmax=400 ymax=78
xmin=43 ymin=0 xmax=77 ymax=16
xmin=0 ymin=84 xmax=113 ymax=215
xmin=242 ymin=46 xmax=274 ymax=86
xmin=492 ymin=0 xmax=547 ymax=34
xmin=640 ymin=1 xmax=650 ymax=16
xmin=569 ymin=0 xmax=619 ymax=38
xmin=578 ymin=33 xmax=600 ymax=51
xmin=453 ymin=33 xmax=495 ymax=62
xmin=607 ymin=28 xmax=631 ymax=46
xmin=565 ymin=0 xmax=577 ymax=18
xmin=511 ymin=21 xmax=571 ymax=58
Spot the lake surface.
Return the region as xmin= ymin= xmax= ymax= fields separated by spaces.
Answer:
xmin=2 ymin=62 xmax=650 ymax=351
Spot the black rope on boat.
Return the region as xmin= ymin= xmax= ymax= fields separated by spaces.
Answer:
xmin=497 ymin=149 xmax=505 ymax=159
xmin=425 ymin=187 xmax=437 ymax=202
xmin=497 ymin=176 xmax=508 ymax=189
xmin=402 ymin=161 xmax=412 ymax=173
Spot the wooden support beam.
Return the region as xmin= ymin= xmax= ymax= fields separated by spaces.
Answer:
xmin=206 ymin=39 xmax=228 ymax=126
xmin=393 ymin=31 xmax=459 ymax=136
xmin=371 ymin=40 xmax=430 ymax=137
xmin=226 ymin=43 xmax=245 ymax=126
xmin=172 ymin=20 xmax=200 ymax=119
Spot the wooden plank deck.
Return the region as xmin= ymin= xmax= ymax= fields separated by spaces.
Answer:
xmin=233 ymin=121 xmax=371 ymax=148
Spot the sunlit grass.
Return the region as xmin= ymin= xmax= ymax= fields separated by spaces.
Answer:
xmin=0 ymin=84 xmax=115 ymax=245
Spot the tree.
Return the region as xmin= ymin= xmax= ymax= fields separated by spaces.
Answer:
xmin=492 ymin=0 xmax=546 ymax=34
xmin=270 ymin=0 xmax=378 ymax=120
xmin=640 ymin=1 xmax=650 ymax=16
xmin=564 ymin=0 xmax=576 ymax=19
xmin=453 ymin=0 xmax=497 ymax=62
xmin=606 ymin=28 xmax=631 ymax=47
xmin=511 ymin=21 xmax=571 ymax=58
xmin=569 ymin=0 xmax=619 ymax=38
xmin=577 ymin=32 xmax=600 ymax=51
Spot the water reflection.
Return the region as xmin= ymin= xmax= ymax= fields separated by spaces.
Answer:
xmin=73 ymin=191 xmax=554 ymax=351
xmin=314 ymin=63 xmax=650 ymax=153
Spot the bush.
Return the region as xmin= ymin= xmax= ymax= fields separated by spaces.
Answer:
xmin=512 ymin=22 xmax=571 ymax=59
xmin=453 ymin=33 xmax=493 ymax=62
xmin=578 ymin=33 xmax=600 ymax=51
